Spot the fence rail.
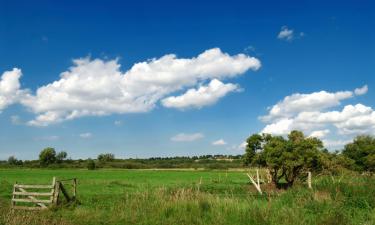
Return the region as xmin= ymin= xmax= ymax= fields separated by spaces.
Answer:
xmin=11 ymin=177 xmax=77 ymax=210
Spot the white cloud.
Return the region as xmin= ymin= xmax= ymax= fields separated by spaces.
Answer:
xmin=260 ymin=90 xmax=353 ymax=122
xmin=277 ymin=26 xmax=304 ymax=41
xmin=171 ymin=133 xmax=204 ymax=142
xmin=212 ymin=139 xmax=227 ymax=146
xmin=260 ymin=86 xmax=374 ymax=149
xmin=161 ymin=79 xmax=239 ymax=109
xmin=278 ymin=26 xmax=294 ymax=41
xmin=262 ymin=118 xmax=294 ymax=136
xmin=0 ymin=68 xmax=26 ymax=112
xmin=309 ymin=129 xmax=330 ymax=138
xmin=227 ymin=141 xmax=247 ymax=152
xmin=80 ymin=132 xmax=92 ymax=138
xmin=10 ymin=48 xmax=260 ymax=126
xmin=354 ymin=85 xmax=368 ymax=96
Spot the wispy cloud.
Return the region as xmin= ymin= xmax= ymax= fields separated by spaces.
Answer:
xmin=171 ymin=133 xmax=204 ymax=142
xmin=277 ymin=26 xmax=304 ymax=41
xmin=212 ymin=139 xmax=227 ymax=146
xmin=80 ymin=132 xmax=92 ymax=139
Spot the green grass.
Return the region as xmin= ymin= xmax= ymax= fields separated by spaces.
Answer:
xmin=1 ymin=169 xmax=375 ymax=225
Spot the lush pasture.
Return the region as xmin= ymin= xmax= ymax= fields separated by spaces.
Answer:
xmin=1 ymin=169 xmax=375 ymax=225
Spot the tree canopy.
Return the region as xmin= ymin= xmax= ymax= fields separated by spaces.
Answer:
xmin=244 ymin=130 xmax=324 ymax=188
xmin=342 ymin=135 xmax=375 ymax=172
xmin=39 ymin=147 xmax=57 ymax=166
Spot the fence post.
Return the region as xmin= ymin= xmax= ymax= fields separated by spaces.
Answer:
xmin=73 ymin=178 xmax=77 ymax=198
xmin=307 ymin=171 xmax=312 ymax=189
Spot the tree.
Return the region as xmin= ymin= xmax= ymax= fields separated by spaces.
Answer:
xmin=342 ymin=135 xmax=375 ymax=172
xmin=7 ymin=156 xmax=22 ymax=166
xmin=56 ymin=151 xmax=68 ymax=163
xmin=97 ymin=153 xmax=115 ymax=162
xmin=243 ymin=134 xmax=263 ymax=166
xmin=87 ymin=158 xmax=96 ymax=170
xmin=244 ymin=130 xmax=324 ymax=188
xmin=39 ymin=147 xmax=56 ymax=166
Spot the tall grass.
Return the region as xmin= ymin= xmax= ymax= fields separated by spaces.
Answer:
xmin=1 ymin=170 xmax=374 ymax=225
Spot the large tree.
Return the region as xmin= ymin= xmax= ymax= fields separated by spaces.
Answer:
xmin=39 ymin=147 xmax=57 ymax=166
xmin=342 ymin=135 xmax=375 ymax=172
xmin=244 ymin=130 xmax=324 ymax=188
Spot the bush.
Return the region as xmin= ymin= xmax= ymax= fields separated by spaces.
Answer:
xmin=87 ymin=159 xmax=96 ymax=170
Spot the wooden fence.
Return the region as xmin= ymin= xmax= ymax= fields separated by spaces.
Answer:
xmin=11 ymin=177 xmax=77 ymax=210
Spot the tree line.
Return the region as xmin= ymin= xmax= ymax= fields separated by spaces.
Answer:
xmin=243 ymin=131 xmax=375 ymax=189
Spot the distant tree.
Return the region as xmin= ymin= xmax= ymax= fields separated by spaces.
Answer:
xmin=39 ymin=147 xmax=56 ymax=166
xmin=87 ymin=159 xmax=96 ymax=170
xmin=56 ymin=151 xmax=68 ymax=163
xmin=342 ymin=135 xmax=375 ymax=172
xmin=98 ymin=153 xmax=115 ymax=162
xmin=244 ymin=130 xmax=324 ymax=188
xmin=7 ymin=156 xmax=22 ymax=166
xmin=243 ymin=134 xmax=263 ymax=166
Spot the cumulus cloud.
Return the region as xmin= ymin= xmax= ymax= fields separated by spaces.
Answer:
xmin=309 ymin=129 xmax=330 ymax=138
xmin=161 ymin=79 xmax=239 ymax=109
xmin=260 ymin=86 xmax=374 ymax=149
xmin=260 ymin=90 xmax=354 ymax=122
xmin=0 ymin=68 xmax=26 ymax=112
xmin=277 ymin=26 xmax=304 ymax=41
xmin=171 ymin=133 xmax=204 ymax=142
xmin=80 ymin=132 xmax=92 ymax=138
xmin=4 ymin=48 xmax=260 ymax=126
xmin=212 ymin=139 xmax=227 ymax=146
xmin=354 ymin=85 xmax=368 ymax=96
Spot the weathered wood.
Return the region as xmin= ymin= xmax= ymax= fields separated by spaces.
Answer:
xmin=12 ymin=198 xmax=52 ymax=204
xmin=53 ymin=181 xmax=60 ymax=204
xmin=256 ymin=169 xmax=260 ymax=187
xmin=12 ymin=181 xmax=17 ymax=208
xmin=307 ymin=171 xmax=312 ymax=189
xmin=73 ymin=178 xmax=77 ymax=198
xmin=17 ymin=187 xmax=48 ymax=209
xmin=13 ymin=191 xmax=53 ymax=196
xmin=59 ymin=182 xmax=71 ymax=201
xmin=14 ymin=184 xmax=54 ymax=189
xmin=246 ymin=173 xmax=262 ymax=194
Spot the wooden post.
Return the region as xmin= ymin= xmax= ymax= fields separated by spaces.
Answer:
xmin=246 ymin=173 xmax=262 ymax=195
xmin=12 ymin=182 xmax=17 ymax=208
xmin=307 ymin=171 xmax=312 ymax=189
xmin=197 ymin=177 xmax=202 ymax=192
xmin=53 ymin=181 xmax=60 ymax=204
xmin=256 ymin=169 xmax=260 ymax=187
xmin=73 ymin=179 xmax=77 ymax=199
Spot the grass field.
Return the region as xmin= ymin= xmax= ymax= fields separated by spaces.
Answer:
xmin=1 ymin=169 xmax=375 ymax=225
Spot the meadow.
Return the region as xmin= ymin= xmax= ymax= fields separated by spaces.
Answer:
xmin=1 ymin=169 xmax=375 ymax=225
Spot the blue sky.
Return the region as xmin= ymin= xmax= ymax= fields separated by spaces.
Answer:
xmin=0 ymin=0 xmax=374 ymax=160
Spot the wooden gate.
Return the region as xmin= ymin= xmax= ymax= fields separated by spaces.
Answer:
xmin=11 ymin=177 xmax=77 ymax=210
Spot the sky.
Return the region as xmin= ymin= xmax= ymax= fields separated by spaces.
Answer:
xmin=0 ymin=0 xmax=374 ymax=160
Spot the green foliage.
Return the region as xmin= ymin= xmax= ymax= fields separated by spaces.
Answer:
xmin=97 ymin=153 xmax=115 ymax=162
xmin=342 ymin=135 xmax=375 ymax=172
xmin=7 ymin=156 xmax=22 ymax=166
xmin=56 ymin=151 xmax=68 ymax=163
xmin=39 ymin=147 xmax=56 ymax=166
xmin=1 ymin=169 xmax=375 ymax=225
xmin=245 ymin=130 xmax=324 ymax=188
xmin=87 ymin=159 xmax=96 ymax=170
